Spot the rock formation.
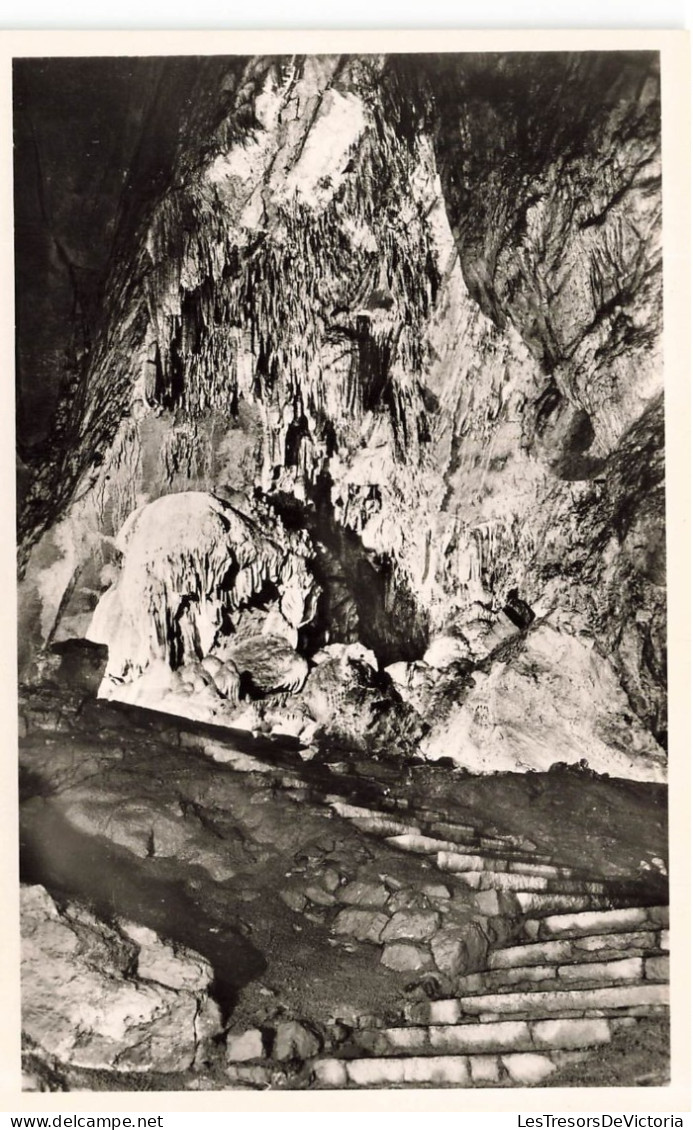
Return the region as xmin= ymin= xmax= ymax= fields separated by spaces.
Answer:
xmin=14 ymin=48 xmax=673 ymax=1093
xmin=86 ymin=490 xmax=318 ymax=720
xmin=16 ymin=50 xmax=665 ymax=776
xmin=21 ymin=885 xmax=222 ymax=1075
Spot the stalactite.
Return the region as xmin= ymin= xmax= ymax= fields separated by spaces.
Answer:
xmin=18 ymin=52 xmax=665 ymax=763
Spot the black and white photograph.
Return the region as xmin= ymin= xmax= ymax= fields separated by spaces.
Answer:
xmin=10 ymin=34 xmax=687 ymax=1097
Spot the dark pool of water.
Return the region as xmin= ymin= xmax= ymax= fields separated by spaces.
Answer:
xmin=20 ymin=796 xmax=266 ymax=1021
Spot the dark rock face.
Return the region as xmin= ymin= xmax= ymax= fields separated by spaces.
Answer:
xmin=14 ymin=57 xmax=247 ymax=457
xmin=16 ymin=52 xmax=665 ymax=777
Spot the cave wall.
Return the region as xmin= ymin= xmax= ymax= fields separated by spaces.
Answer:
xmin=408 ymin=51 xmax=665 ymax=741
xmin=15 ymin=51 xmax=666 ymax=773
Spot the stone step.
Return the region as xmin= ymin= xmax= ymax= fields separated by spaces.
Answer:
xmin=388 ymin=833 xmax=478 ymax=856
xmin=524 ymin=905 xmax=668 ymax=940
xmin=435 ymin=861 xmax=607 ymax=895
xmin=350 ymin=815 xmax=424 ymax=837
xmin=311 ymin=1050 xmax=570 ymax=1088
xmin=328 ymin=799 xmax=421 ymax=836
xmin=347 ymin=999 xmax=665 ymax=1031
xmin=515 ymin=892 xmax=618 ymax=916
xmin=407 ymin=816 xmax=540 ymax=856
xmin=506 ymin=861 xmax=575 ymax=878
xmin=461 ymin=1005 xmax=669 ymax=1024
xmin=386 ymin=831 xmax=557 ymax=865
xmin=479 ymin=835 xmax=538 ymax=853
xmin=387 ymin=836 xmax=572 ymax=877
xmin=227 ymin=1017 xmax=653 ymax=1089
xmin=455 ymin=956 xmax=662 ymax=995
xmin=425 ymin=820 xmax=485 ymax=844
xmin=489 ymin=929 xmax=665 ymax=970
xmin=348 ymin=1015 xmax=616 ymax=1058
xmin=198 ymin=739 xmax=278 ymax=776
xmin=411 ymin=982 xmax=668 ymax=1024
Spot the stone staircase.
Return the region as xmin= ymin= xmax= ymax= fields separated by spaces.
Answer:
xmin=324 ymin=797 xmax=652 ymax=905
xmin=19 ymin=693 xmax=669 ymax=1091
xmin=304 ymin=903 xmax=668 ymax=1088
xmin=304 ymin=903 xmax=669 ymax=1088
xmin=222 ymin=786 xmax=669 ymax=1090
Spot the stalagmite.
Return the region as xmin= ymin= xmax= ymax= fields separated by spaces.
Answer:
xmin=87 ymin=491 xmax=318 ymax=715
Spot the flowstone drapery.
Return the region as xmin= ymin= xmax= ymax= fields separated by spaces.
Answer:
xmin=88 ymin=491 xmax=318 ymax=717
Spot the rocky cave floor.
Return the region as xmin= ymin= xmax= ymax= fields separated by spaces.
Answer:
xmin=19 ymin=681 xmax=670 ymax=1093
